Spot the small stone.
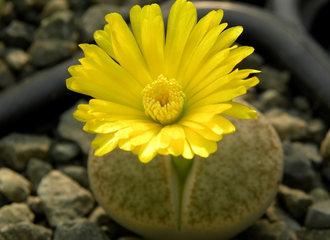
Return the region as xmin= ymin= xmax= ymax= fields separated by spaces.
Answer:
xmin=265 ymin=200 xmax=301 ymax=232
xmin=307 ymin=118 xmax=326 ymax=143
xmin=320 ymin=129 xmax=330 ymax=159
xmin=305 ymin=200 xmax=330 ymax=228
xmin=88 ymin=206 xmax=111 ymax=226
xmin=0 ymin=133 xmax=51 ymax=171
xmin=2 ymin=20 xmax=34 ymax=49
xmin=282 ymin=141 xmax=317 ymax=192
xmin=35 ymin=10 xmax=80 ymax=42
xmin=259 ymin=89 xmax=287 ymax=110
xmin=1 ymin=1 xmax=17 ymax=24
xmin=26 ymin=158 xmax=53 ymax=192
xmin=26 ymin=195 xmax=44 ymax=216
xmin=278 ymin=185 xmax=313 ymax=221
xmin=57 ymin=100 xmax=95 ymax=155
xmin=241 ymin=219 xmax=291 ymax=240
xmin=265 ymin=110 xmax=307 ymax=140
xmin=49 ymin=141 xmax=80 ymax=163
xmin=0 ymin=59 xmax=16 ymax=89
xmin=295 ymin=142 xmax=322 ymax=166
xmin=40 ymin=0 xmax=70 ymax=19
xmin=257 ymin=65 xmax=290 ymax=93
xmin=37 ymin=170 xmax=95 ymax=227
xmin=53 ymin=218 xmax=110 ymax=240
xmin=58 ymin=165 xmax=89 ymax=189
xmin=0 ymin=168 xmax=32 ymax=202
xmin=0 ymin=203 xmax=34 ymax=224
xmin=293 ymin=96 xmax=311 ymax=112
xmin=4 ymin=48 xmax=30 ymax=71
xmin=80 ymin=4 xmax=120 ymax=43
xmin=309 ymin=188 xmax=330 ymax=203
xmin=297 ymin=228 xmax=330 ymax=240
xmin=0 ymin=222 xmax=52 ymax=240
xmin=28 ymin=40 xmax=77 ymax=68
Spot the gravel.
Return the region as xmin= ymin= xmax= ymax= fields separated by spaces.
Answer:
xmin=0 ymin=0 xmax=330 ymax=239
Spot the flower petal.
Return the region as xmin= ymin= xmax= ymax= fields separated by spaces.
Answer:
xmin=221 ymin=101 xmax=258 ymax=119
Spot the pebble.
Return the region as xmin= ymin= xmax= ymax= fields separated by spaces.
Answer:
xmin=88 ymin=206 xmax=112 ymax=226
xmin=0 ymin=58 xmax=16 ymax=89
xmin=282 ymin=141 xmax=317 ymax=192
xmin=57 ymin=100 xmax=95 ymax=155
xmin=278 ymin=185 xmax=313 ymax=221
xmin=26 ymin=158 xmax=53 ymax=192
xmin=35 ymin=10 xmax=80 ymax=43
xmin=40 ymin=0 xmax=70 ymax=19
xmin=0 ymin=132 xmax=51 ymax=171
xmin=53 ymin=218 xmax=110 ymax=240
xmin=265 ymin=109 xmax=308 ymax=140
xmin=26 ymin=195 xmax=44 ymax=216
xmin=58 ymin=165 xmax=89 ymax=189
xmin=1 ymin=1 xmax=17 ymax=24
xmin=293 ymin=96 xmax=311 ymax=112
xmin=0 ymin=168 xmax=32 ymax=202
xmin=320 ymin=129 xmax=330 ymax=159
xmin=241 ymin=218 xmax=291 ymax=240
xmin=4 ymin=48 xmax=30 ymax=72
xmin=304 ymin=200 xmax=330 ymax=228
xmin=28 ymin=40 xmax=78 ymax=68
xmin=2 ymin=20 xmax=34 ymax=49
xmin=259 ymin=89 xmax=287 ymax=110
xmin=295 ymin=142 xmax=323 ymax=166
xmin=257 ymin=65 xmax=290 ymax=93
xmin=49 ymin=141 xmax=80 ymax=163
xmin=80 ymin=4 xmax=121 ymax=43
xmin=0 ymin=202 xmax=34 ymax=224
xmin=297 ymin=228 xmax=330 ymax=240
xmin=0 ymin=222 xmax=52 ymax=240
xmin=265 ymin=200 xmax=301 ymax=232
xmin=308 ymin=187 xmax=330 ymax=203
xmin=307 ymin=118 xmax=326 ymax=143
xmin=37 ymin=170 xmax=95 ymax=227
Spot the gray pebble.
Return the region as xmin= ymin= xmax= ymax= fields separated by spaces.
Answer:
xmin=53 ymin=218 xmax=110 ymax=240
xmin=26 ymin=195 xmax=44 ymax=216
xmin=0 ymin=202 xmax=34 ymax=224
xmin=26 ymin=158 xmax=53 ymax=192
xmin=4 ymin=48 xmax=30 ymax=71
xmin=0 ymin=59 xmax=16 ymax=89
xmin=265 ymin=200 xmax=301 ymax=233
xmin=320 ymin=129 xmax=330 ymax=159
xmin=259 ymin=89 xmax=287 ymax=110
xmin=0 ymin=222 xmax=52 ymax=240
xmin=35 ymin=10 xmax=80 ymax=42
xmin=265 ymin=109 xmax=308 ymax=140
xmin=296 ymin=142 xmax=323 ymax=166
xmin=0 ymin=168 xmax=32 ymax=202
xmin=293 ymin=96 xmax=311 ymax=112
xmin=49 ymin=141 xmax=80 ymax=163
xmin=309 ymin=187 xmax=330 ymax=203
xmin=40 ymin=0 xmax=70 ymax=19
xmin=58 ymin=165 xmax=89 ymax=189
xmin=2 ymin=20 xmax=34 ymax=49
xmin=37 ymin=170 xmax=94 ymax=227
xmin=0 ymin=132 xmax=51 ymax=171
xmin=282 ymin=141 xmax=317 ymax=192
xmin=28 ymin=40 xmax=77 ymax=68
xmin=278 ymin=185 xmax=313 ymax=220
xmin=304 ymin=200 xmax=330 ymax=228
xmin=297 ymin=228 xmax=330 ymax=240
xmin=88 ymin=206 xmax=111 ymax=226
xmin=257 ymin=65 xmax=290 ymax=93
xmin=57 ymin=100 xmax=95 ymax=155
xmin=307 ymin=118 xmax=326 ymax=143
xmin=80 ymin=4 xmax=120 ymax=43
xmin=241 ymin=218 xmax=291 ymax=240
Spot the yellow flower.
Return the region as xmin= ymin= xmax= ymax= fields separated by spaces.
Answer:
xmin=67 ymin=0 xmax=259 ymax=163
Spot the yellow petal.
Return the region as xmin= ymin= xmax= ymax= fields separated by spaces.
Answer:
xmin=92 ymin=133 xmax=119 ymax=156
xmin=105 ymin=13 xmax=152 ymax=86
xmin=164 ymin=0 xmax=197 ymax=78
xmin=138 ymin=135 xmax=158 ymax=163
xmin=183 ymin=126 xmax=217 ymax=158
xmin=221 ymin=101 xmax=258 ymax=119
xmin=94 ymin=26 xmax=115 ymax=59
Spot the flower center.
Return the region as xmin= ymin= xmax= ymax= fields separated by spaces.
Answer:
xmin=142 ymin=74 xmax=185 ymax=125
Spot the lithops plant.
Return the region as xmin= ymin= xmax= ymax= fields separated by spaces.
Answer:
xmin=88 ymin=100 xmax=283 ymax=240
